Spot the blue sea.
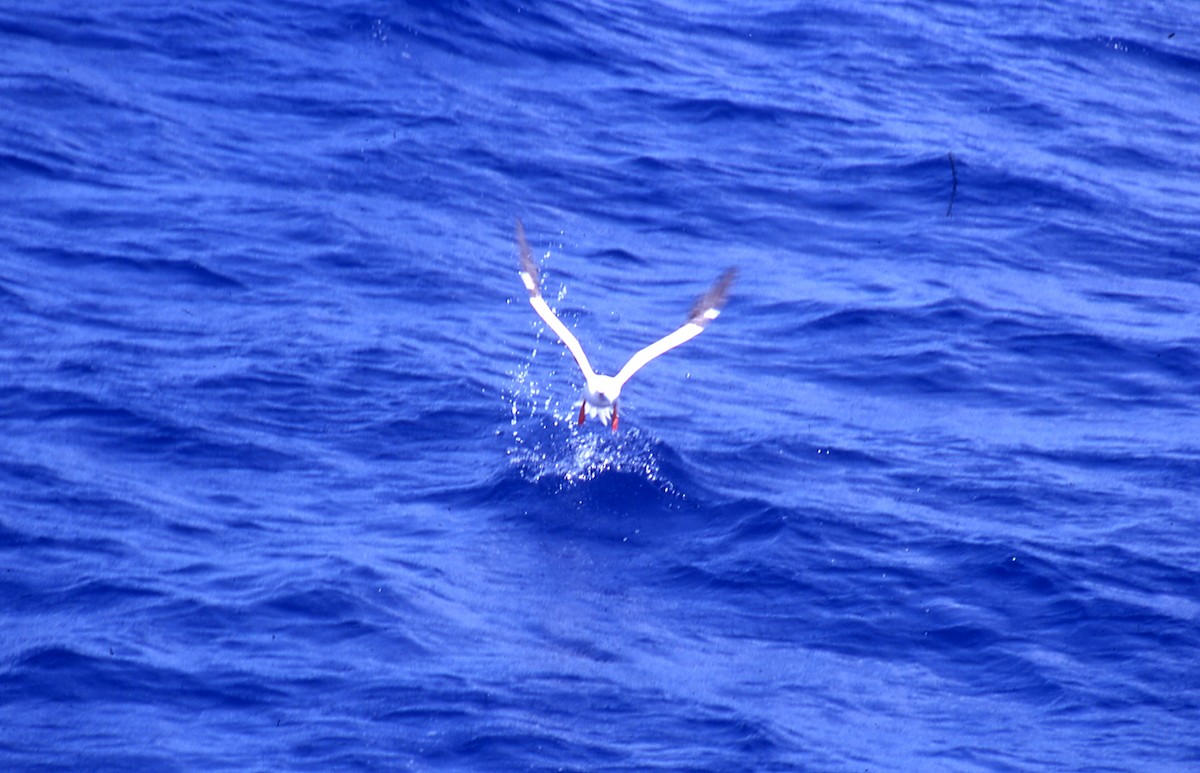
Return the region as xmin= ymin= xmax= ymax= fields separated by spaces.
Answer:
xmin=2 ymin=1 xmax=1198 ymax=770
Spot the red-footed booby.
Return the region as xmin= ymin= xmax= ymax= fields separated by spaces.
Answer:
xmin=516 ymin=219 xmax=735 ymax=430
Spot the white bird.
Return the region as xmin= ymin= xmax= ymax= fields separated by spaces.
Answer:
xmin=516 ymin=219 xmax=736 ymax=431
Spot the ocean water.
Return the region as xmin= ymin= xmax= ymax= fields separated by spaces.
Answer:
xmin=2 ymin=1 xmax=1198 ymax=770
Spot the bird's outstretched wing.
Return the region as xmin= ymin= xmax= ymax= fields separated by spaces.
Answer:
xmin=612 ymin=268 xmax=736 ymax=390
xmin=516 ymin=219 xmax=597 ymax=381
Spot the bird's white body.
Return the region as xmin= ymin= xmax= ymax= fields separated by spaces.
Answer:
xmin=515 ymin=220 xmax=735 ymax=430
xmin=581 ymin=375 xmax=619 ymax=426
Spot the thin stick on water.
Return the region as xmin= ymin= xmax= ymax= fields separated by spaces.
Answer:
xmin=946 ymin=151 xmax=958 ymax=217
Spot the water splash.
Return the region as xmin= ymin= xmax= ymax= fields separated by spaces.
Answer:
xmin=506 ymin=412 xmax=671 ymax=490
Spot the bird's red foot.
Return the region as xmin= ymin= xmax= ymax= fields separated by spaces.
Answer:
xmin=578 ymin=401 xmax=586 ymax=425
xmin=611 ymin=405 xmax=619 ymax=432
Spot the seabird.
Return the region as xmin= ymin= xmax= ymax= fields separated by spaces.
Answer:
xmin=516 ymin=219 xmax=736 ymax=430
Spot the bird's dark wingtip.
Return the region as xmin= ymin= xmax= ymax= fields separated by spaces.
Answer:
xmin=515 ymin=218 xmax=541 ymax=296
xmin=688 ymin=267 xmax=738 ymax=326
